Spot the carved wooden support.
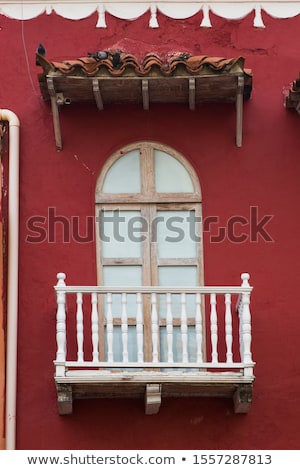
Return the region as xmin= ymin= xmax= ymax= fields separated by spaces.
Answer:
xmin=56 ymin=383 xmax=73 ymax=415
xmin=142 ymin=80 xmax=149 ymax=110
xmin=93 ymin=79 xmax=104 ymax=110
xmin=236 ymin=75 xmax=244 ymax=147
xmin=189 ymin=78 xmax=196 ymax=110
xmin=145 ymin=384 xmax=161 ymax=415
xmin=233 ymin=384 xmax=252 ymax=413
xmin=47 ymin=77 xmax=63 ymax=150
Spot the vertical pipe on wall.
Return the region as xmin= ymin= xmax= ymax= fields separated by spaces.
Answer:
xmin=0 ymin=109 xmax=20 ymax=450
xmin=0 ymin=138 xmax=4 ymax=449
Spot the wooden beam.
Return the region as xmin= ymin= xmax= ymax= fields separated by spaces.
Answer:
xmin=233 ymin=384 xmax=252 ymax=413
xmin=189 ymin=78 xmax=196 ymax=110
xmin=92 ymin=79 xmax=104 ymax=110
xmin=236 ymin=75 xmax=244 ymax=147
xmin=142 ymin=80 xmax=149 ymax=110
xmin=145 ymin=384 xmax=161 ymax=415
xmin=47 ymin=77 xmax=63 ymax=150
xmin=56 ymin=383 xmax=73 ymax=415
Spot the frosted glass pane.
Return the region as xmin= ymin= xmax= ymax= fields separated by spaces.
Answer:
xmin=155 ymin=150 xmax=194 ymax=193
xmin=103 ymin=266 xmax=142 ymax=319
xmin=158 ymin=266 xmax=197 ymax=318
xmin=158 ymin=266 xmax=197 ymax=286
xmin=102 ymin=150 xmax=141 ymax=193
xmin=156 ymin=210 xmax=197 ymax=258
xmin=160 ymin=326 xmax=197 ymax=363
xmin=105 ymin=326 xmax=138 ymax=362
xmin=101 ymin=210 xmax=143 ymax=258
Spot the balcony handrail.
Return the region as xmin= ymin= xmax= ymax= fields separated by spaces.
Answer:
xmin=55 ymin=285 xmax=252 ymax=295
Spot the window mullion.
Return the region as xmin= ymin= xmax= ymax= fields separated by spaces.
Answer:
xmin=140 ymin=143 xmax=155 ymax=197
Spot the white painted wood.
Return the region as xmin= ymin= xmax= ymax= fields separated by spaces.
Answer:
xmin=145 ymin=384 xmax=161 ymax=415
xmin=55 ymin=285 xmax=252 ymax=295
xmin=91 ymin=293 xmax=99 ymax=362
xmin=180 ymin=293 xmax=188 ymax=362
xmin=54 ymin=273 xmax=254 ymax=377
xmin=63 ymin=360 xmax=251 ymax=370
xmin=195 ymin=293 xmax=203 ymax=363
xmin=166 ymin=293 xmax=173 ymax=363
xmin=2 ymin=2 xmax=299 ymax=29
xmin=149 ymin=4 xmax=159 ymax=28
xmin=210 ymin=293 xmax=218 ymax=363
xmin=225 ymin=293 xmax=233 ymax=363
xmin=96 ymin=3 xmax=106 ymax=27
xmin=121 ymin=293 xmax=129 ymax=363
xmin=151 ymin=293 xmax=159 ymax=363
xmin=239 ymin=274 xmax=253 ymax=376
xmin=200 ymin=4 xmax=212 ymax=27
xmin=55 ymin=273 xmax=67 ymax=376
xmin=136 ymin=293 xmax=143 ymax=363
xmin=106 ymin=293 xmax=114 ymax=362
xmin=76 ymin=293 xmax=84 ymax=362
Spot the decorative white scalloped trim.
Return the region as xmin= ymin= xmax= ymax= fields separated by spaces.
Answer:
xmin=0 ymin=2 xmax=300 ymax=28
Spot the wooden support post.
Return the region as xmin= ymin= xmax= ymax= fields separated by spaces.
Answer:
xmin=189 ymin=78 xmax=196 ymax=110
xmin=47 ymin=78 xmax=63 ymax=150
xmin=142 ymin=80 xmax=149 ymax=110
xmin=233 ymin=384 xmax=252 ymax=413
xmin=56 ymin=384 xmax=73 ymax=415
xmin=93 ymin=79 xmax=104 ymax=110
xmin=145 ymin=384 xmax=161 ymax=415
xmin=236 ymin=75 xmax=244 ymax=148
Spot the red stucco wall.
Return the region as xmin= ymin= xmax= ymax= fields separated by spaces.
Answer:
xmin=1 ymin=10 xmax=300 ymax=449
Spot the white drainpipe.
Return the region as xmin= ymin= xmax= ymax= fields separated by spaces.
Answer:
xmin=0 ymin=109 xmax=20 ymax=450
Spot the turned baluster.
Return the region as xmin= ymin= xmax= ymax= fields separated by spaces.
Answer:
xmin=91 ymin=293 xmax=99 ymax=362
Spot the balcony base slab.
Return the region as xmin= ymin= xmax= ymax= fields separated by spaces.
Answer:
xmin=55 ymin=376 xmax=253 ymax=415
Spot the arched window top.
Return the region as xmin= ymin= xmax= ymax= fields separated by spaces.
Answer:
xmin=96 ymin=142 xmax=201 ymax=203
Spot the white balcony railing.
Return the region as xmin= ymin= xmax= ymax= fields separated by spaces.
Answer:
xmin=54 ymin=273 xmax=255 ymax=414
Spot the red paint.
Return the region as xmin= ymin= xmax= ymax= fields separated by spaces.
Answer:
xmin=1 ymin=11 xmax=300 ymax=449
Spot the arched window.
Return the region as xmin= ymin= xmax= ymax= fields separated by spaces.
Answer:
xmin=95 ymin=142 xmax=203 ymax=361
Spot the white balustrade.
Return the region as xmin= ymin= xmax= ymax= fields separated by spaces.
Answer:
xmin=166 ymin=293 xmax=173 ymax=363
xmin=91 ymin=293 xmax=99 ymax=362
xmin=225 ymin=293 xmax=233 ymax=363
xmin=151 ymin=293 xmax=159 ymax=363
xmin=54 ymin=273 xmax=254 ymax=379
xmin=106 ymin=293 xmax=113 ymax=362
xmin=238 ymin=273 xmax=253 ymax=376
xmin=180 ymin=293 xmax=188 ymax=363
xmin=121 ymin=293 xmax=128 ymax=363
xmin=195 ymin=293 xmax=203 ymax=363
xmin=136 ymin=292 xmax=143 ymax=363
xmin=55 ymin=273 xmax=67 ymax=377
xmin=76 ymin=292 xmax=84 ymax=362
xmin=210 ymin=293 xmax=218 ymax=363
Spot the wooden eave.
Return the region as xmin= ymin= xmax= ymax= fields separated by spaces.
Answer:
xmin=37 ymin=53 xmax=252 ymax=150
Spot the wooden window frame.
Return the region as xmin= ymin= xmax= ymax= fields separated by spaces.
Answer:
xmin=95 ymin=141 xmax=204 ymax=362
